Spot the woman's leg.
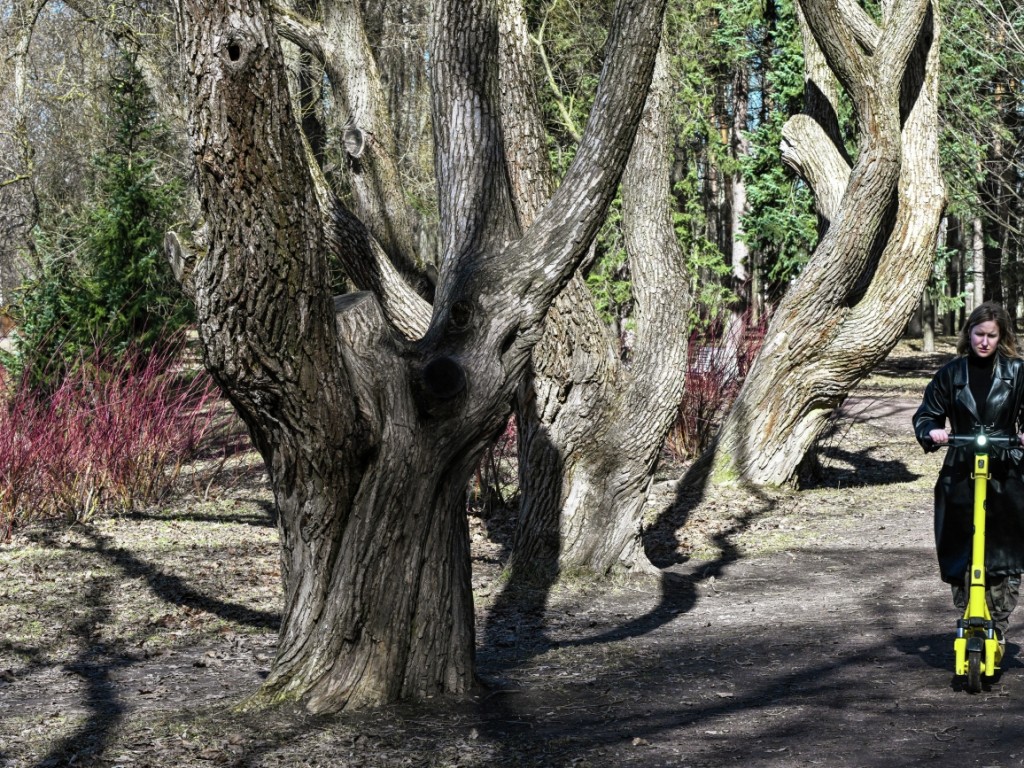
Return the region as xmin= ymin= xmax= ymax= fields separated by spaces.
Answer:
xmin=987 ymin=575 xmax=1021 ymax=638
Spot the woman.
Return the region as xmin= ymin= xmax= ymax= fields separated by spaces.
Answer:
xmin=913 ymin=301 xmax=1024 ymax=645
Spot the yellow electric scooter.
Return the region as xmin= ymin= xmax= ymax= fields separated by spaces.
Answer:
xmin=946 ymin=432 xmax=1020 ymax=692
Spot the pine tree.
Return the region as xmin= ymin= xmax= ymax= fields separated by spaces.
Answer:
xmin=11 ymin=50 xmax=188 ymax=390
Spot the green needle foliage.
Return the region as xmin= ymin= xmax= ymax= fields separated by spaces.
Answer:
xmin=735 ymin=0 xmax=818 ymax=295
xmin=10 ymin=50 xmax=189 ymax=392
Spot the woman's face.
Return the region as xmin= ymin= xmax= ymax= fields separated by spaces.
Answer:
xmin=970 ymin=320 xmax=1000 ymax=358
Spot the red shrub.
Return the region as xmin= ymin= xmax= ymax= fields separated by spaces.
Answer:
xmin=665 ymin=313 xmax=767 ymax=462
xmin=0 ymin=343 xmax=219 ymax=540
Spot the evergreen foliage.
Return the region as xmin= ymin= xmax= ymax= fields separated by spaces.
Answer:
xmin=9 ymin=50 xmax=189 ymax=391
xmin=932 ymin=0 xmax=1023 ymax=317
xmin=527 ymin=0 xmax=825 ymax=328
xmin=939 ymin=2 xmax=1007 ymax=219
xmin=736 ymin=0 xmax=818 ymax=293
xmin=665 ymin=0 xmax=739 ymax=328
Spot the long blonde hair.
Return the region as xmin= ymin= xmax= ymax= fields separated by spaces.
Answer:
xmin=957 ymin=301 xmax=1021 ymax=358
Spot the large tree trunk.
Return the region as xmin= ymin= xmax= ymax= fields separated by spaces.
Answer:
xmin=510 ymin=33 xmax=689 ymax=580
xmin=272 ymin=0 xmax=686 ymax=582
xmin=173 ymin=0 xmax=665 ymax=713
xmin=707 ymin=0 xmax=945 ymax=486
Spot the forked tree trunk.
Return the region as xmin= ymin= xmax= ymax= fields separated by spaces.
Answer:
xmin=173 ymin=0 xmax=665 ymax=712
xmin=511 ymin=40 xmax=689 ymax=579
xmin=272 ymin=0 xmax=689 ymax=583
xmin=707 ymin=0 xmax=945 ymax=486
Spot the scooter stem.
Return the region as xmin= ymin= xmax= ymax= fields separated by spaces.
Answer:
xmin=966 ymin=451 xmax=992 ymax=622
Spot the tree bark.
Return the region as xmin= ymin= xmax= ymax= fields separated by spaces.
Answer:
xmin=509 ymin=31 xmax=690 ymax=580
xmin=922 ymin=290 xmax=935 ymax=352
xmin=706 ymin=0 xmax=945 ymax=486
xmin=273 ymin=0 xmax=426 ymax=285
xmin=730 ymin=59 xmax=751 ymax=292
xmin=972 ymin=215 xmax=985 ymax=310
xmin=173 ymin=0 xmax=665 ymax=712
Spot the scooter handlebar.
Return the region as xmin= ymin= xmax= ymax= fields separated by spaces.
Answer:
xmin=941 ymin=433 xmax=1022 ymax=449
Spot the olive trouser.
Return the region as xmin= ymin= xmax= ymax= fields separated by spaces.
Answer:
xmin=952 ymin=574 xmax=1021 ymax=636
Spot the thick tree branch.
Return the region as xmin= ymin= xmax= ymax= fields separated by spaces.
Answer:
xmin=498 ymin=0 xmax=557 ymax=226
xmin=462 ymin=0 xmax=667 ymax=358
xmin=270 ymin=1 xmax=326 ymax=62
xmin=780 ymin=114 xmax=850 ymax=223
xmin=800 ymin=0 xmax=872 ymax=106
xmin=429 ymin=0 xmax=520 ymax=276
xmin=838 ymin=0 xmax=880 ymax=53
xmin=272 ymin=0 xmax=426 ymax=287
xmin=803 ymin=0 xmax=927 ymax=127
xmin=513 ymin=0 xmax=666 ymax=286
xmin=300 ymin=133 xmax=431 ymax=339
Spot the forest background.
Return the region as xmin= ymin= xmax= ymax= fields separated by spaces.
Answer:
xmin=0 ymin=0 xmax=1022 ymax=721
xmin=2 ymin=0 xmax=1022 ymax=353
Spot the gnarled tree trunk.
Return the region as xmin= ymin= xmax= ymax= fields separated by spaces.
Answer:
xmin=173 ymin=0 xmax=665 ymax=712
xmin=707 ymin=0 xmax=945 ymax=486
xmin=511 ymin=39 xmax=689 ymax=580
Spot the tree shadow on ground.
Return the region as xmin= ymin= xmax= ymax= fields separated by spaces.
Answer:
xmin=72 ymin=528 xmax=280 ymax=630
xmin=30 ymin=576 xmax=129 ymax=768
xmin=788 ymin=395 xmax=922 ymax=489
xmin=873 ymin=350 xmax=953 ymax=379
xmin=894 ymin=631 xmax=952 ymax=671
xmin=482 ymin=443 xmax=779 ymax=672
xmin=798 ymin=445 xmax=920 ymax=490
xmin=6 ymin=527 xmax=281 ymax=768
xmin=180 ymin=556 xmax=1001 ymax=768
xmin=129 ymin=497 xmax=278 ymax=528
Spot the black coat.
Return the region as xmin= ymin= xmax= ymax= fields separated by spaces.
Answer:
xmin=913 ymin=353 xmax=1024 ymax=583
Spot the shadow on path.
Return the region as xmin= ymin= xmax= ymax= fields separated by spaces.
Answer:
xmin=30 ymin=576 xmax=129 ymax=768
xmin=10 ymin=526 xmax=282 ymax=767
xmin=75 ymin=528 xmax=280 ymax=631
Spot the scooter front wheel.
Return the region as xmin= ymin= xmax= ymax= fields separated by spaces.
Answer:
xmin=967 ymin=648 xmax=983 ymax=693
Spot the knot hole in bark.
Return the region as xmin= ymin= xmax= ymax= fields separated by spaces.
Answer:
xmin=448 ymin=300 xmax=475 ymax=332
xmin=422 ymin=356 xmax=466 ymax=400
xmin=221 ymin=34 xmax=251 ymax=70
xmin=342 ymin=119 xmax=366 ymax=159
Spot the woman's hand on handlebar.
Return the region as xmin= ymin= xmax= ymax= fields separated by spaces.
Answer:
xmin=930 ymin=429 xmax=950 ymax=445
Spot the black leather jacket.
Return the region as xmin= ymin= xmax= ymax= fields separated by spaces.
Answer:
xmin=913 ymin=353 xmax=1024 ymax=582
xmin=914 ymin=353 xmax=1024 ymax=460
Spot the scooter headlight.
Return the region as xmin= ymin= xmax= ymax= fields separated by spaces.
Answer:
xmin=977 ymin=434 xmax=988 ymax=447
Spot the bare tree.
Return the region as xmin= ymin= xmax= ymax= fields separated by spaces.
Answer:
xmin=171 ymin=0 xmax=665 ymax=712
xmin=511 ymin=34 xmax=690 ymax=580
xmin=706 ymin=0 xmax=945 ymax=486
xmin=270 ymin=0 xmax=690 ymax=584
xmin=0 ymin=0 xmax=47 ymax=298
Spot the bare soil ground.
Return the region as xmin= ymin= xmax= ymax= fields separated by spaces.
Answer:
xmin=4 ymin=337 xmax=1024 ymax=767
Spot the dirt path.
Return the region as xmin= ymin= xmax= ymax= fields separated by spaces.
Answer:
xmin=5 ymin=340 xmax=1024 ymax=767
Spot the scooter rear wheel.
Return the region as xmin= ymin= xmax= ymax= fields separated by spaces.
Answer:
xmin=967 ymin=648 xmax=983 ymax=693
